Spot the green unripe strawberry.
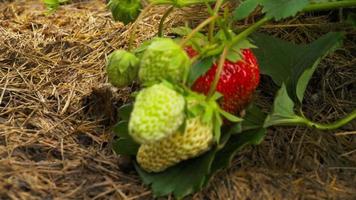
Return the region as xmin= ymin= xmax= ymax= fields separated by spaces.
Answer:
xmin=138 ymin=38 xmax=191 ymax=86
xmin=106 ymin=50 xmax=139 ymax=88
xmin=129 ymin=83 xmax=185 ymax=144
xmin=108 ymin=0 xmax=142 ymax=25
xmin=136 ymin=117 xmax=213 ymax=172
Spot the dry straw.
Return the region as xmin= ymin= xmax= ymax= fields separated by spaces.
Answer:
xmin=0 ymin=0 xmax=355 ymax=199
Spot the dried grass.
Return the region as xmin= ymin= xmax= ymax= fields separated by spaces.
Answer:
xmin=0 ymin=0 xmax=355 ymax=199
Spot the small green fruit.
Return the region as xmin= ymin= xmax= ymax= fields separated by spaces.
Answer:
xmin=106 ymin=50 xmax=139 ymax=88
xmin=139 ymin=38 xmax=191 ymax=86
xmin=129 ymin=83 xmax=185 ymax=144
xmin=108 ymin=0 xmax=142 ymax=25
xmin=136 ymin=117 xmax=213 ymax=172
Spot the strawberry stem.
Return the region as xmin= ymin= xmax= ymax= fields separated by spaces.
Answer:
xmin=302 ymin=109 xmax=356 ymax=130
xmin=128 ymin=4 xmax=154 ymax=51
xmin=208 ymin=0 xmax=224 ymax=42
xmin=158 ymin=6 xmax=174 ymax=37
xmin=180 ymin=15 xmax=219 ymax=47
xmin=303 ymin=1 xmax=356 ymax=12
xmin=230 ymin=16 xmax=270 ymax=47
xmin=207 ymin=46 xmax=229 ymax=99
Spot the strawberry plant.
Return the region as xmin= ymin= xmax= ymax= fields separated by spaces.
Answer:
xmin=43 ymin=0 xmax=356 ymax=199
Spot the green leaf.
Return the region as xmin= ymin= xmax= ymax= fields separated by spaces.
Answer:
xmin=263 ymin=84 xmax=305 ymax=128
xmin=252 ymin=32 xmax=344 ymax=102
xmin=117 ymin=103 xmax=133 ymax=121
xmin=113 ymin=121 xmax=129 ymax=138
xmin=229 ymin=104 xmax=267 ymax=134
xmin=233 ymin=0 xmax=261 ymax=20
xmin=135 ymin=150 xmax=216 ymax=199
xmin=218 ymin=109 xmax=243 ymax=123
xmin=252 ymin=33 xmax=299 ymax=86
xmin=112 ymin=138 xmax=139 ymax=156
xmin=187 ymin=57 xmax=214 ymax=86
xmin=112 ymin=120 xmax=139 ymax=156
xmin=209 ymin=128 xmax=266 ymax=176
xmin=136 ymin=127 xmax=267 ymax=199
xmin=233 ymin=0 xmax=310 ymax=21
xmin=292 ymin=32 xmax=343 ymax=102
xmin=261 ymin=0 xmax=309 ymax=20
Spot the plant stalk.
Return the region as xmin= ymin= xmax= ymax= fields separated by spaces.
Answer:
xmin=207 ymin=46 xmax=229 ymax=98
xmin=180 ymin=15 xmax=219 ymax=47
xmin=208 ymin=0 xmax=224 ymax=42
xmin=230 ymin=16 xmax=270 ymax=47
xmin=303 ymin=1 xmax=356 ymax=12
xmin=128 ymin=4 xmax=154 ymax=51
xmin=303 ymin=110 xmax=356 ymax=130
xmin=158 ymin=6 xmax=174 ymax=37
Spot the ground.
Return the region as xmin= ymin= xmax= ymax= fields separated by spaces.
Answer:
xmin=0 ymin=0 xmax=355 ymax=199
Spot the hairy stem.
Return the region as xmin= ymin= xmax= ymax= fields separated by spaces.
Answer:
xmin=208 ymin=0 xmax=224 ymax=42
xmin=303 ymin=110 xmax=356 ymax=130
xmin=179 ymin=15 xmax=219 ymax=47
xmin=207 ymin=46 xmax=228 ymax=98
xmin=304 ymin=0 xmax=356 ymax=12
xmin=128 ymin=4 xmax=154 ymax=51
xmin=158 ymin=6 xmax=174 ymax=37
xmin=230 ymin=16 xmax=270 ymax=47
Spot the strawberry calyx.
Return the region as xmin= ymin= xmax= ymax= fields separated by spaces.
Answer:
xmin=183 ymin=88 xmax=242 ymax=143
xmin=106 ymin=50 xmax=140 ymax=88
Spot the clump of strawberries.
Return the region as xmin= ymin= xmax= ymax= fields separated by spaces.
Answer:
xmin=106 ymin=34 xmax=260 ymax=172
xmin=105 ymin=0 xmax=260 ymax=172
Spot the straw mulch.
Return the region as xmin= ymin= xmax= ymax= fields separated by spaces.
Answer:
xmin=0 ymin=0 xmax=355 ymax=199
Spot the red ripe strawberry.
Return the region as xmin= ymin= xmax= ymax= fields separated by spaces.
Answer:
xmin=185 ymin=46 xmax=260 ymax=115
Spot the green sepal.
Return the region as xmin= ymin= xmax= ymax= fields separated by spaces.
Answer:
xmin=218 ymin=108 xmax=243 ymax=123
xmin=213 ymin=111 xmax=223 ymax=143
xmin=226 ymin=39 xmax=256 ymax=63
xmin=106 ymin=50 xmax=140 ymax=88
